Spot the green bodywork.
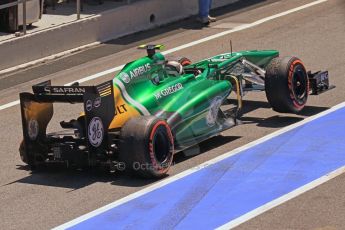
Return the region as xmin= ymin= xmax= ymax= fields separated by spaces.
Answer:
xmin=114 ymin=49 xmax=279 ymax=150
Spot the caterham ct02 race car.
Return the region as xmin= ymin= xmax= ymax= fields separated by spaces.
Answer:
xmin=19 ymin=45 xmax=332 ymax=178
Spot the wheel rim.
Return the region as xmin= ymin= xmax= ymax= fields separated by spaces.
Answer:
xmin=292 ymin=65 xmax=307 ymax=103
xmin=152 ymin=125 xmax=172 ymax=165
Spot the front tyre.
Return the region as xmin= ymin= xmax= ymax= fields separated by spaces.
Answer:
xmin=119 ymin=116 xmax=174 ymax=178
xmin=265 ymin=56 xmax=309 ymax=113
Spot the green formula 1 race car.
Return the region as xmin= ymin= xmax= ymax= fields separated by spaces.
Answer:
xmin=19 ymin=45 xmax=333 ymax=178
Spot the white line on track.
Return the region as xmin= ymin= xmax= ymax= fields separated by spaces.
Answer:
xmin=54 ymin=100 xmax=345 ymax=229
xmin=0 ymin=0 xmax=328 ymax=112
xmin=216 ymin=166 xmax=345 ymax=229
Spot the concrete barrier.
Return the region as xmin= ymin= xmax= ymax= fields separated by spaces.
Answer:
xmin=0 ymin=0 xmax=238 ymax=72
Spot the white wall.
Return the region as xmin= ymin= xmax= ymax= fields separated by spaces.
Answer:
xmin=0 ymin=0 xmax=238 ymax=71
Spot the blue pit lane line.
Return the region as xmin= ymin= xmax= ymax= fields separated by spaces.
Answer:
xmin=67 ymin=106 xmax=345 ymax=230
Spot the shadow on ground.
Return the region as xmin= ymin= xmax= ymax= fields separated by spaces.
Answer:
xmin=8 ymin=135 xmax=240 ymax=189
xmin=8 ymin=98 xmax=329 ymax=189
xmin=176 ymin=135 xmax=242 ymax=162
xmin=226 ymin=99 xmax=329 ymax=128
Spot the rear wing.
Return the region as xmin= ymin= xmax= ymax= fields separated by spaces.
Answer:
xmin=19 ymin=80 xmax=115 ymax=164
xmin=30 ymin=80 xmax=95 ymax=102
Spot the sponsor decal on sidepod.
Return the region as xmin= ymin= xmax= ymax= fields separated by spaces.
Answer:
xmin=206 ymin=96 xmax=223 ymax=127
xmin=155 ymin=83 xmax=183 ymax=99
xmin=119 ymin=63 xmax=151 ymax=83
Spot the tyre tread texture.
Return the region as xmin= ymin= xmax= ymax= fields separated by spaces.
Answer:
xmin=119 ymin=116 xmax=172 ymax=178
xmin=265 ymin=56 xmax=307 ymax=113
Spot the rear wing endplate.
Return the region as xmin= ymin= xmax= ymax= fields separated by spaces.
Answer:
xmin=19 ymin=80 xmax=115 ymax=163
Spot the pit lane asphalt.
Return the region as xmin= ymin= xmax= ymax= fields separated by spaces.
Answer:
xmin=0 ymin=0 xmax=344 ymax=229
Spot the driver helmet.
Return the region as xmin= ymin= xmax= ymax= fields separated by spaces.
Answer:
xmin=165 ymin=61 xmax=184 ymax=76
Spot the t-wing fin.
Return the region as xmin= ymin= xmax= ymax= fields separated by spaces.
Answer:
xmin=138 ymin=44 xmax=165 ymax=57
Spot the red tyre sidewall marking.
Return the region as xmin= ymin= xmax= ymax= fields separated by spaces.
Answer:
xmin=288 ymin=59 xmax=309 ymax=109
xmin=149 ymin=121 xmax=174 ymax=172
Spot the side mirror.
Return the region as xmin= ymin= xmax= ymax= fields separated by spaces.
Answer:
xmin=151 ymin=73 xmax=161 ymax=85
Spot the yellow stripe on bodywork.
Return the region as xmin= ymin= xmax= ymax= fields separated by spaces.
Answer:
xmin=109 ymin=84 xmax=140 ymax=129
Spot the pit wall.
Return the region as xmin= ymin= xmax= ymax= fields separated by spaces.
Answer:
xmin=0 ymin=0 xmax=238 ymax=72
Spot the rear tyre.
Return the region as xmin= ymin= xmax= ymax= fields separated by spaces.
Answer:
xmin=119 ymin=116 xmax=174 ymax=178
xmin=265 ymin=56 xmax=309 ymax=113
